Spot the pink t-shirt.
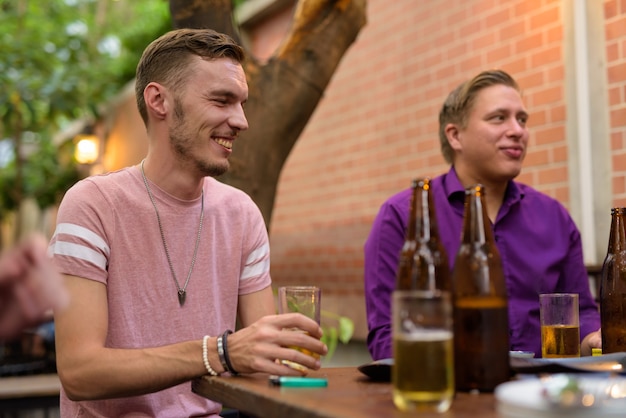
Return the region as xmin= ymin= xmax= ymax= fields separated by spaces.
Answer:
xmin=50 ymin=166 xmax=271 ymax=417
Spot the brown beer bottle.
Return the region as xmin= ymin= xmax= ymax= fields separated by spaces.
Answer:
xmin=452 ymin=184 xmax=509 ymax=392
xmin=396 ymin=178 xmax=450 ymax=291
xmin=396 ymin=179 xmax=419 ymax=290
xmin=600 ymin=207 xmax=626 ymax=353
xmin=411 ymin=178 xmax=450 ymax=291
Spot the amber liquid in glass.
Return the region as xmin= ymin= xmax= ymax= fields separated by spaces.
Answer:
xmin=541 ymin=324 xmax=580 ymax=358
xmin=281 ymin=330 xmax=320 ymax=373
xmin=393 ymin=330 xmax=454 ymax=412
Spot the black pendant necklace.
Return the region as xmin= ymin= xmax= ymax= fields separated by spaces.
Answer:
xmin=140 ymin=160 xmax=204 ymax=306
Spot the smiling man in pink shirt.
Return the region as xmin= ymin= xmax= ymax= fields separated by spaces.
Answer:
xmin=364 ymin=69 xmax=601 ymax=360
xmin=50 ymin=29 xmax=326 ymax=417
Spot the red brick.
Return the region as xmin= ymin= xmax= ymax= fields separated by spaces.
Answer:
xmin=528 ymin=108 xmax=548 ymax=125
xmin=530 ymin=6 xmax=561 ymax=30
xmin=552 ymin=186 xmax=570 ymax=206
xmin=549 ymin=105 xmax=566 ymax=123
xmin=606 ymin=16 xmax=626 ymax=40
xmin=608 ymin=62 xmax=626 ymax=84
xmin=605 ymin=0 xmax=618 ymax=19
xmin=516 ymin=33 xmax=544 ymax=54
xmin=472 ymin=32 xmax=497 ymax=50
xmin=486 ymin=8 xmax=512 ymax=28
xmin=551 ymin=144 xmax=569 ymax=163
xmin=515 ymin=1 xmax=538 ymax=15
xmin=500 ymin=21 xmax=527 ymax=41
xmin=534 ymin=126 xmax=565 ymax=145
xmin=487 ymin=44 xmax=513 ymax=62
xmin=612 ymin=131 xmax=625 ymax=150
xmin=472 ymin=0 xmax=498 ymax=16
xmin=607 ymin=42 xmax=620 ymax=62
xmin=611 ymin=107 xmax=626 ymax=128
xmin=538 ymin=165 xmax=568 ymax=184
xmin=517 ymin=71 xmax=545 ymax=89
xmin=614 ymin=196 xmax=626 ymax=208
xmin=613 ymin=175 xmax=626 ymax=195
xmin=524 ymin=148 xmax=549 ymax=165
xmin=531 ymin=45 xmax=562 ymax=67
xmin=546 ymin=26 xmax=563 ymax=43
xmin=547 ymin=66 xmax=565 ymax=83
xmin=460 ymin=20 xmax=483 ymax=38
xmin=500 ymin=57 xmax=528 ymax=74
xmin=613 ymin=152 xmax=626 ymax=171
xmin=531 ymin=85 xmax=563 ymax=106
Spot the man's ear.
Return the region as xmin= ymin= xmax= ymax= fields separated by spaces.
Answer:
xmin=444 ymin=123 xmax=462 ymax=153
xmin=144 ymin=82 xmax=168 ymax=120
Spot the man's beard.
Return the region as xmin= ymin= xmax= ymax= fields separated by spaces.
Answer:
xmin=169 ymin=100 xmax=230 ymax=177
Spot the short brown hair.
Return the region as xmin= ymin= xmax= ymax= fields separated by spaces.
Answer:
xmin=438 ymin=69 xmax=520 ymax=163
xmin=135 ymin=28 xmax=245 ymax=125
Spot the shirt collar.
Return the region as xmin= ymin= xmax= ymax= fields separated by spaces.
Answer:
xmin=442 ymin=166 xmax=466 ymax=203
xmin=442 ymin=166 xmax=525 ymax=205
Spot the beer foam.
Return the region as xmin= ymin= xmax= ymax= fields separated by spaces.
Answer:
xmin=398 ymin=330 xmax=453 ymax=341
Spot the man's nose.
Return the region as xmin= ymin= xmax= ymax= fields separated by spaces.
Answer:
xmin=230 ymin=105 xmax=248 ymax=132
xmin=506 ymin=118 xmax=526 ymax=137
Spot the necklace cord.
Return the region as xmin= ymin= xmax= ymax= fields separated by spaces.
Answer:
xmin=140 ymin=160 xmax=204 ymax=306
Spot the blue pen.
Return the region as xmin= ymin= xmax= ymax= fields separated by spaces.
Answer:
xmin=269 ymin=375 xmax=328 ymax=387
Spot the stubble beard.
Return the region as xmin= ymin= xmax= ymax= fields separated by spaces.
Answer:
xmin=170 ymin=99 xmax=230 ymax=178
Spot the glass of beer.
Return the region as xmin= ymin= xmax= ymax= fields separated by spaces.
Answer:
xmin=277 ymin=286 xmax=321 ymax=373
xmin=540 ymin=293 xmax=580 ymax=358
xmin=392 ymin=290 xmax=454 ymax=412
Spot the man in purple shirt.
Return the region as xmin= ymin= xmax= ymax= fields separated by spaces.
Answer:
xmin=364 ymin=69 xmax=601 ymax=360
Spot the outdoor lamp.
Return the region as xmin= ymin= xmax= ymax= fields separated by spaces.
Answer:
xmin=74 ymin=134 xmax=100 ymax=164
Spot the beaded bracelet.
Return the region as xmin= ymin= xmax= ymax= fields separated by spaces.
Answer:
xmin=222 ymin=329 xmax=238 ymax=375
xmin=202 ymin=335 xmax=218 ymax=376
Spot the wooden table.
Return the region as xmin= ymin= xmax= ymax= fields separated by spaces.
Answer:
xmin=0 ymin=374 xmax=61 ymax=417
xmin=192 ymin=367 xmax=499 ymax=418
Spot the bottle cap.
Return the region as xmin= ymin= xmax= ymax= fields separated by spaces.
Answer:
xmin=592 ymin=348 xmax=602 ymax=356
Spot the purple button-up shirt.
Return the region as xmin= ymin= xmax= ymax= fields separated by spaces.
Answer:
xmin=364 ymin=167 xmax=600 ymax=360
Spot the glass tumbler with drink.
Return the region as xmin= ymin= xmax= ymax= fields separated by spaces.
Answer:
xmin=277 ymin=286 xmax=321 ymax=373
xmin=392 ymin=290 xmax=454 ymax=413
xmin=540 ymin=293 xmax=580 ymax=358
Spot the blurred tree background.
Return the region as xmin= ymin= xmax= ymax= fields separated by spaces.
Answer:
xmin=0 ymin=0 xmax=171 ymax=246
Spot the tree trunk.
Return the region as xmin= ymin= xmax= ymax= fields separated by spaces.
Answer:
xmin=168 ymin=0 xmax=366 ymax=227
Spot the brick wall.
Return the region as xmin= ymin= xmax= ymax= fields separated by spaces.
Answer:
xmin=605 ymin=0 xmax=626 ymax=205
xmin=242 ymin=0 xmax=626 ymax=340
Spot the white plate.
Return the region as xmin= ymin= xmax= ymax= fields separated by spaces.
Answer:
xmin=495 ymin=377 xmax=626 ymax=418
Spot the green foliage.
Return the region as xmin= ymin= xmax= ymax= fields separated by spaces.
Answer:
xmin=321 ymin=310 xmax=355 ymax=361
xmin=0 ymin=0 xmax=170 ymax=217
xmin=0 ymin=136 xmax=81 ymax=215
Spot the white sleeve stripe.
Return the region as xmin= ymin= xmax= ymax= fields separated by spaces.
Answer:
xmin=241 ymin=243 xmax=270 ymax=281
xmin=245 ymin=243 xmax=269 ymax=265
xmin=51 ymin=241 xmax=108 ymax=271
xmin=241 ymin=257 xmax=269 ymax=281
xmin=53 ymin=223 xmax=110 ymax=256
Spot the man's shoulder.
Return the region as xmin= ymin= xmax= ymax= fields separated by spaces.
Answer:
xmin=515 ymin=181 xmax=562 ymax=205
xmin=382 ymin=186 xmax=413 ymax=209
xmin=66 ymin=167 xmax=136 ymax=197
xmin=514 ymin=181 xmax=572 ymax=218
xmin=205 ymin=177 xmax=254 ymax=203
xmin=204 ymin=178 xmax=264 ymax=223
